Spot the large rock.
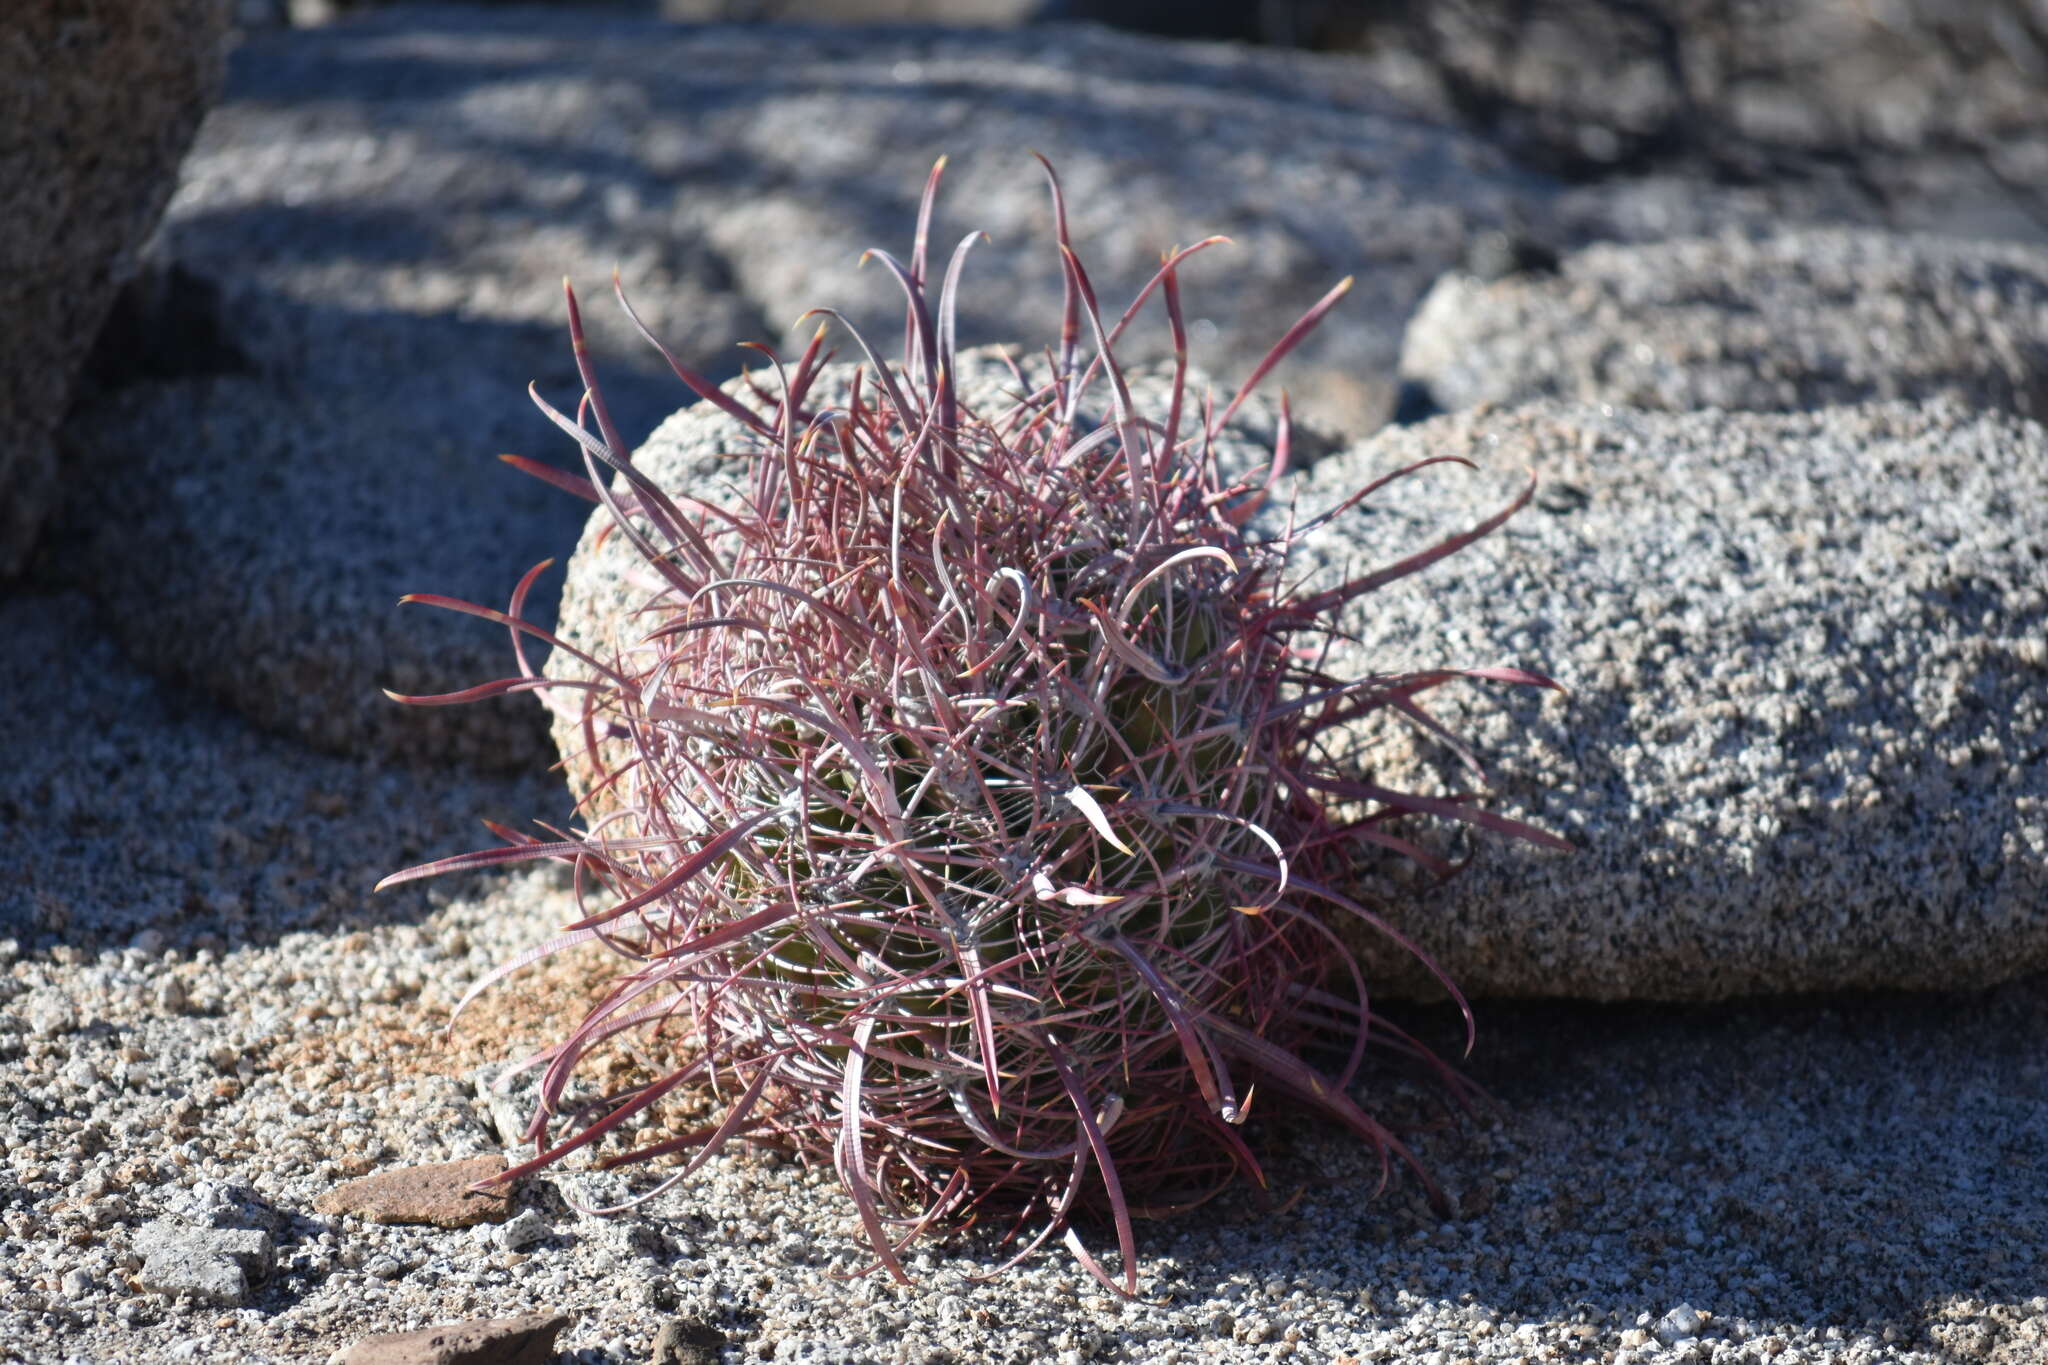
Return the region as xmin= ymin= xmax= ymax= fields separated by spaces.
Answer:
xmin=1400 ymin=230 xmax=2048 ymax=420
xmin=1288 ymin=400 xmax=2048 ymax=1000
xmin=60 ymin=301 xmax=639 ymax=771
xmin=56 ymin=15 xmax=767 ymax=769
xmin=0 ymin=0 xmax=231 ymax=578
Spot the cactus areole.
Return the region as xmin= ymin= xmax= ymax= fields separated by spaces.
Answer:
xmin=382 ymin=158 xmax=1564 ymax=1292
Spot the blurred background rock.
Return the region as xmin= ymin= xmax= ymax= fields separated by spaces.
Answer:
xmin=1 ymin=0 xmax=231 ymax=578
xmin=241 ymin=0 xmax=1041 ymax=24
xmin=237 ymin=1 xmax=2048 ymax=238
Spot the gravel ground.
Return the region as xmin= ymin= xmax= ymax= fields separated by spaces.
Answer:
xmin=2 ymin=588 xmax=2043 ymax=1364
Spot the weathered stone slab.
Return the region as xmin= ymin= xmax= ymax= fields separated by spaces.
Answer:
xmin=330 ymin=1312 xmax=568 ymax=1365
xmin=1290 ymin=399 xmax=2048 ymax=999
xmin=314 ymin=1154 xmax=514 ymax=1228
xmin=134 ymin=1218 xmax=273 ymax=1306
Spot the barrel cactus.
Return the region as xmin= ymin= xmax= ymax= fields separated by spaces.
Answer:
xmin=383 ymin=157 xmax=1562 ymax=1291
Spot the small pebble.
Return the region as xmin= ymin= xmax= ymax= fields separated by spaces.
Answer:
xmin=494 ymin=1208 xmax=550 ymax=1252
xmin=28 ymin=999 xmax=77 ymax=1038
xmin=1656 ymin=1304 xmax=1707 ymax=1344
xmin=60 ymin=1058 xmax=103 ymax=1091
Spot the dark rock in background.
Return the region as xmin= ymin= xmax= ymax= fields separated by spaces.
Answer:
xmin=242 ymin=0 xmax=2048 ymax=251
xmin=82 ymin=259 xmax=251 ymax=390
xmin=1056 ymin=0 xmax=2048 ymax=238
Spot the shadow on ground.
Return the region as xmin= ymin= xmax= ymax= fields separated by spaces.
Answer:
xmin=1130 ymin=975 xmax=2048 ymax=1353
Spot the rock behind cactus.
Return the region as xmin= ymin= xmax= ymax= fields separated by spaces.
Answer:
xmin=0 ymin=0 xmax=230 ymax=578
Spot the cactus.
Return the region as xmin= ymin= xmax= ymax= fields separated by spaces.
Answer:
xmin=382 ymin=157 xmax=1563 ymax=1292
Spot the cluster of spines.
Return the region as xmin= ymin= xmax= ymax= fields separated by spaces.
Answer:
xmin=381 ymin=157 xmax=1562 ymax=1293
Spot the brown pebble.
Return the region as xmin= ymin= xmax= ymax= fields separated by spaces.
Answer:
xmin=332 ymin=1311 xmax=568 ymax=1365
xmin=312 ymin=1155 xmax=514 ymax=1228
xmin=652 ymin=1317 xmax=726 ymax=1365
